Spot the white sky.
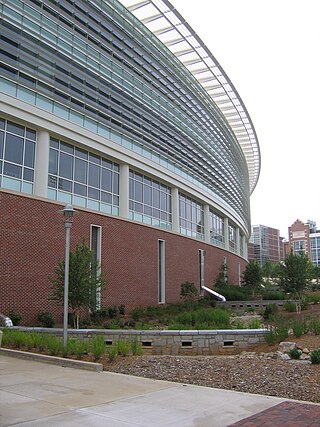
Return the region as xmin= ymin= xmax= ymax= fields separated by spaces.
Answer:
xmin=170 ymin=0 xmax=320 ymax=238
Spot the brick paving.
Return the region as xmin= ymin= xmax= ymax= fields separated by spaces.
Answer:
xmin=229 ymin=401 xmax=320 ymax=426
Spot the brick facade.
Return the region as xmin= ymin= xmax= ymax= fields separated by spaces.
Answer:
xmin=1 ymin=191 xmax=247 ymax=325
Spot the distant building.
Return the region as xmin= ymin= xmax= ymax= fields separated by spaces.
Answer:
xmin=249 ymin=225 xmax=284 ymax=264
xmin=288 ymin=219 xmax=320 ymax=266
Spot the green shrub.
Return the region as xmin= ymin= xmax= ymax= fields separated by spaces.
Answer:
xmin=263 ymin=304 xmax=278 ymax=320
xmin=108 ymin=305 xmax=118 ymax=318
xmin=37 ymin=311 xmax=55 ymax=328
xmin=47 ymin=335 xmax=63 ymax=356
xmin=115 ymin=339 xmax=131 ymax=356
xmin=291 ymin=319 xmax=307 ymax=337
xmin=288 ymin=348 xmax=302 ymax=359
xmin=215 ymin=285 xmax=250 ymax=301
xmin=262 ymin=290 xmax=285 ymax=300
xmin=264 ymin=328 xmax=278 ymax=345
xmin=248 ymin=318 xmax=261 ymax=329
xmin=107 ymin=345 xmax=118 ymax=361
xmin=170 ymin=307 xmax=230 ymax=329
xmin=309 ymin=318 xmax=320 ymax=335
xmin=130 ymin=307 xmax=145 ymax=322
xmin=283 ymin=301 xmax=296 ymax=312
xmin=310 ymin=348 xmax=320 ymax=364
xmin=8 ymin=311 xmax=22 ymax=326
xmin=91 ymin=335 xmax=105 ymax=360
xmin=131 ymin=339 xmax=143 ymax=356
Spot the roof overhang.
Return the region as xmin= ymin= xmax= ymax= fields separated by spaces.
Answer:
xmin=118 ymin=0 xmax=261 ymax=194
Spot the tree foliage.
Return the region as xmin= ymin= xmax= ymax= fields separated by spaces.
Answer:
xmin=241 ymin=260 xmax=263 ymax=296
xmin=278 ymin=251 xmax=313 ymax=298
xmin=214 ymin=262 xmax=229 ymax=287
xmin=50 ymin=239 xmax=105 ymax=328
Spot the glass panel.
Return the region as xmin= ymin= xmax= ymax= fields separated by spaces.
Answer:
xmin=24 ymin=140 xmax=35 ymax=167
xmin=7 ymin=121 xmax=24 ymax=136
xmin=59 ymin=152 xmax=73 ymax=179
xmin=4 ymin=162 xmax=22 ymax=178
xmin=49 ymin=149 xmax=58 ymax=174
xmin=23 ymin=168 xmax=34 ymax=182
xmin=88 ymin=163 xmax=100 ymax=187
xmin=101 ymin=168 xmax=112 ymax=191
xmin=5 ymin=134 xmax=24 ymax=163
xmin=0 ymin=132 xmax=4 ymax=158
xmin=74 ymin=158 xmax=87 ymax=183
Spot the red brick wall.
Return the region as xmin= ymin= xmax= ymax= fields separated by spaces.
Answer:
xmin=0 ymin=191 xmax=247 ymax=325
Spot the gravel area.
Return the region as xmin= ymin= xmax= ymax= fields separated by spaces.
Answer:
xmin=103 ymin=334 xmax=320 ymax=404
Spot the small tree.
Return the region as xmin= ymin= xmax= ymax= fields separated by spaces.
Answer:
xmin=214 ymin=262 xmax=229 ymax=287
xmin=50 ymin=239 xmax=105 ymax=328
xmin=278 ymin=251 xmax=313 ymax=302
xmin=241 ymin=260 xmax=263 ymax=297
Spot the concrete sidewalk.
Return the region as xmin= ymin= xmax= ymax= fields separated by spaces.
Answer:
xmin=0 ymin=353 xmax=319 ymax=427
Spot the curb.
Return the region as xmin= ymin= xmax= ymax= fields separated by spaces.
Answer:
xmin=0 ymin=348 xmax=103 ymax=372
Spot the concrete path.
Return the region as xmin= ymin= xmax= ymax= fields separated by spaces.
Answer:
xmin=0 ymin=353 xmax=318 ymax=426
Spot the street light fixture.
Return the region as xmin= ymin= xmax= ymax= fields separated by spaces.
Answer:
xmin=62 ymin=204 xmax=75 ymax=350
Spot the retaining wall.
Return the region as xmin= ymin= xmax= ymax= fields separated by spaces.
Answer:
xmin=13 ymin=327 xmax=268 ymax=355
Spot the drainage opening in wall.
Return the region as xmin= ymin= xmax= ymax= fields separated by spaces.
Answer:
xmin=223 ymin=341 xmax=234 ymax=347
xmin=105 ymin=340 xmax=113 ymax=346
xmin=181 ymin=341 xmax=192 ymax=348
xmin=142 ymin=341 xmax=152 ymax=347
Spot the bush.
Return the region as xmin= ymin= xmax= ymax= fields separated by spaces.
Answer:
xmin=309 ymin=318 xmax=320 ymax=335
xmin=283 ymin=301 xmax=296 ymax=312
xmin=263 ymin=304 xmax=278 ymax=320
xmin=108 ymin=305 xmax=118 ymax=318
xmin=180 ymin=281 xmax=198 ymax=301
xmin=215 ymin=285 xmax=250 ymax=301
xmin=107 ymin=345 xmax=118 ymax=361
xmin=37 ymin=311 xmax=55 ymax=328
xmin=291 ymin=319 xmax=307 ymax=337
xmin=310 ymin=349 xmax=320 ymax=364
xmin=169 ymin=308 xmax=230 ymax=329
xmin=91 ymin=335 xmax=105 ymax=360
xmin=131 ymin=339 xmax=143 ymax=356
xmin=264 ymin=328 xmax=278 ymax=345
xmin=118 ymin=304 xmax=126 ymax=315
xmin=47 ymin=336 xmax=63 ymax=356
xmin=248 ymin=318 xmax=261 ymax=329
xmin=288 ymin=348 xmax=302 ymax=360
xmin=262 ymin=290 xmax=285 ymax=300
xmin=8 ymin=311 xmax=22 ymax=326
xmin=115 ymin=339 xmax=131 ymax=356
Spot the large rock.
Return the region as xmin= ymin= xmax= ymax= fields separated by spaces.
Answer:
xmin=278 ymin=342 xmax=296 ymax=353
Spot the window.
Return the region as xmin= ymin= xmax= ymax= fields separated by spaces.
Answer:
xmin=158 ymin=240 xmax=165 ymax=304
xmin=209 ymin=210 xmax=225 ymax=247
xmin=48 ymin=138 xmax=119 ymax=214
xmin=293 ymin=240 xmax=306 ymax=255
xmin=129 ymin=170 xmax=172 ymax=229
xmin=0 ymin=118 xmax=36 ymax=194
xmin=179 ymin=193 xmax=204 ymax=239
xmin=91 ymin=225 xmax=102 ymax=310
xmin=228 ymin=224 xmax=237 ymax=253
xmin=199 ymin=249 xmax=205 ymax=294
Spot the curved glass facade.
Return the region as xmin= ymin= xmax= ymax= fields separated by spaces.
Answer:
xmin=0 ymin=0 xmax=260 ymax=253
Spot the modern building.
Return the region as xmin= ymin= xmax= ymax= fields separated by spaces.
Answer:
xmin=289 ymin=219 xmax=320 ymax=266
xmin=249 ymin=225 xmax=283 ymax=265
xmin=0 ymin=0 xmax=260 ymax=324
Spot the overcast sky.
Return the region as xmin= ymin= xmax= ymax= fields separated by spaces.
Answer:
xmin=170 ymin=0 xmax=320 ymax=238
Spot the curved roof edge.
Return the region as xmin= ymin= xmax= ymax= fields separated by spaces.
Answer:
xmin=118 ymin=0 xmax=261 ymax=194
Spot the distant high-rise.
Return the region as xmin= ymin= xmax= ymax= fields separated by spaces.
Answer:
xmin=249 ymin=225 xmax=283 ymax=264
xmin=289 ymin=219 xmax=320 ymax=266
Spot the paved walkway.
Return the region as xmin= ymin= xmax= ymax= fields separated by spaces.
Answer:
xmin=1 ymin=353 xmax=320 ymax=426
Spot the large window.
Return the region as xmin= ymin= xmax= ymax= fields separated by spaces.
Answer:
xmin=48 ymin=138 xmax=119 ymax=214
xmin=129 ymin=170 xmax=172 ymax=229
xmin=179 ymin=193 xmax=204 ymax=239
xmin=0 ymin=118 xmax=36 ymax=194
xmin=209 ymin=210 xmax=225 ymax=247
xmin=228 ymin=223 xmax=237 ymax=253
xmin=293 ymin=240 xmax=306 ymax=255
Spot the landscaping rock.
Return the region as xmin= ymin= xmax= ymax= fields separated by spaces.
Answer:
xmin=278 ymin=341 xmax=296 ymax=353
